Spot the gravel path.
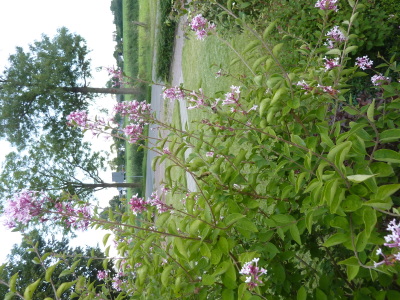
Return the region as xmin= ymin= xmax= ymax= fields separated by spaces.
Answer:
xmin=145 ymin=16 xmax=196 ymax=199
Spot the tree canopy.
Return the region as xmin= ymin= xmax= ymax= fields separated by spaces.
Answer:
xmin=0 ymin=230 xmax=115 ymax=299
xmin=0 ymin=27 xmax=137 ymax=150
xmin=0 ymin=136 xmax=140 ymax=201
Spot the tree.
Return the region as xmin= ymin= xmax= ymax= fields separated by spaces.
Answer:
xmin=0 ymin=230 xmax=116 ymax=299
xmin=0 ymin=27 xmax=139 ymax=149
xmin=0 ymin=136 xmax=140 ymax=201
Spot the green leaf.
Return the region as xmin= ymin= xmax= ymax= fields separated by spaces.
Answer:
xmin=380 ymin=129 xmax=400 ymax=143
xmin=236 ymin=218 xmax=258 ymax=232
xmin=59 ymin=269 xmax=72 ymax=278
xmin=243 ymin=40 xmax=260 ymax=54
xmin=290 ymin=224 xmax=302 ymax=245
xmin=363 ymin=198 xmax=393 ymax=210
xmin=9 ymin=272 xmax=18 ymax=293
xmin=297 ymin=286 xmax=307 ymax=300
xmin=344 ymin=45 xmax=358 ymax=55
xmin=347 ymin=174 xmax=376 ymax=183
xmin=102 ymin=233 xmax=111 ymax=246
xmin=161 ymin=265 xmax=174 ymax=287
xmin=367 ymin=99 xmax=375 ymax=122
xmin=347 ymin=265 xmax=359 ymax=281
xmin=45 ymin=261 xmax=61 ymax=282
xmin=374 ymin=149 xmax=400 ymax=164
xmin=24 ymin=278 xmax=42 ymax=300
xmin=213 ymin=260 xmax=230 ymax=276
xmin=273 ymin=43 xmax=284 ymax=57
xmin=222 ymin=288 xmax=235 ymax=300
xmin=323 ymin=233 xmax=349 ymax=247
xmin=326 ymin=49 xmax=341 ymax=55
xmin=225 ymin=213 xmax=246 ymax=227
xmin=363 ymin=207 xmax=377 ymax=238
xmin=137 ymin=265 xmax=148 ymax=286
xmin=202 ymin=274 xmax=216 ymax=285
xmin=355 ymin=230 xmax=368 ymax=252
xmin=338 ymin=256 xmax=359 ymax=266
xmin=263 ymin=20 xmax=277 ymax=39
xmin=218 ymin=237 xmax=230 ymax=254
xmin=271 ymin=214 xmax=295 ymax=224
xmin=4 ymin=292 xmax=15 ymax=300
xmin=376 ymin=184 xmax=400 ymax=199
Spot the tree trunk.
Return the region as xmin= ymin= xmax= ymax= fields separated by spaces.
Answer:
xmin=80 ymin=182 xmax=141 ymax=189
xmin=64 ymin=86 xmax=140 ymax=95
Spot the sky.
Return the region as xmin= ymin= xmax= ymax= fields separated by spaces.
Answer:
xmin=0 ymin=0 xmax=120 ymax=262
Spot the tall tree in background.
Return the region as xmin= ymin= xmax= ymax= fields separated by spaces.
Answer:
xmin=0 ymin=136 xmax=139 ymax=201
xmin=0 ymin=230 xmax=116 ymax=299
xmin=0 ymin=27 xmax=137 ymax=149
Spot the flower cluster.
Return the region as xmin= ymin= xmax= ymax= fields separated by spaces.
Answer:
xmin=129 ymin=192 xmax=169 ymax=215
xmin=190 ymin=14 xmax=216 ymax=40
xmin=315 ymin=0 xmax=338 ymax=12
xmin=67 ymin=110 xmax=108 ymax=136
xmin=187 ymin=89 xmax=206 ymax=110
xmin=325 ymin=26 xmax=347 ymax=48
xmin=162 ymin=86 xmax=186 ymax=101
xmin=296 ymin=80 xmax=313 ymax=93
xmin=114 ymin=100 xmax=151 ymax=144
xmin=355 ymin=55 xmax=373 ymax=70
xmin=114 ymin=100 xmax=151 ymax=122
xmin=223 ymin=85 xmax=241 ymax=105
xmin=129 ymin=194 xmax=148 ymax=215
xmin=105 ymin=66 xmax=127 ymax=87
xmin=123 ymin=123 xmax=143 ymax=144
xmin=3 ymin=190 xmax=46 ymax=229
xmin=239 ymin=258 xmax=267 ymax=289
xmin=323 ymin=56 xmax=340 ymax=71
xmin=97 ymin=270 xmax=109 ymax=281
xmin=67 ymin=110 xmax=88 ymax=127
xmin=147 ymin=191 xmax=169 ymax=214
xmin=375 ymin=219 xmax=400 ymax=267
xmin=55 ymin=202 xmax=92 ymax=231
xmin=317 ymin=84 xmax=338 ymax=96
xmin=371 ymin=73 xmax=390 ymax=86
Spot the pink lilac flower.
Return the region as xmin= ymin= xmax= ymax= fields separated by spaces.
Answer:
xmin=123 ymin=123 xmax=143 ymax=144
xmin=162 ymin=86 xmax=185 ymax=101
xmin=206 ymin=152 xmax=214 ymax=157
xmin=97 ymin=270 xmax=108 ymax=280
xmin=323 ymin=57 xmax=340 ymax=71
xmin=355 ymin=56 xmax=373 ymax=70
xmin=129 ymin=194 xmax=147 ymax=215
xmin=187 ymin=89 xmax=206 ymax=110
xmin=66 ymin=110 xmax=88 ymax=127
xmin=240 ymin=258 xmax=267 ymax=289
xmin=190 ymin=14 xmax=216 ymax=40
xmin=56 ymin=203 xmax=92 ymax=231
xmin=112 ymin=276 xmax=123 ymax=291
xmin=114 ymin=100 xmax=151 ymax=122
xmin=163 ymin=147 xmax=171 ymax=154
xmin=215 ymin=69 xmax=223 ymax=78
xmin=315 ymin=0 xmax=339 ymax=12
xmin=3 ymin=190 xmax=46 ymax=229
xmin=317 ymin=84 xmax=338 ymax=95
xmin=325 ymin=26 xmax=347 ymax=48
xmin=371 ymin=73 xmax=390 ymax=86
xmin=223 ymin=86 xmax=241 ymax=105
xmin=147 ymin=191 xmax=169 ymax=213
xmin=105 ymin=66 xmax=126 ymax=87
xmin=296 ymin=80 xmax=313 ymax=93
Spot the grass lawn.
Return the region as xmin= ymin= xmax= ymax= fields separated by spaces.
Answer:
xmin=182 ymin=31 xmax=256 ymax=122
xmin=122 ymin=0 xmax=157 ymax=200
